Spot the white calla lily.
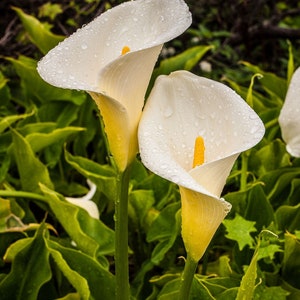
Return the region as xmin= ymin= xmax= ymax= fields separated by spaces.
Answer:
xmin=279 ymin=67 xmax=300 ymax=157
xmin=37 ymin=0 xmax=192 ymax=171
xmin=65 ymin=179 xmax=99 ymax=219
xmin=138 ymin=70 xmax=265 ymax=262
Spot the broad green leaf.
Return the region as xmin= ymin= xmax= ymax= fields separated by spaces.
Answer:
xmin=26 ymin=126 xmax=85 ymax=153
xmin=217 ymin=288 xmax=238 ymax=299
xmin=224 ymin=189 xmax=248 ymax=216
xmin=37 ymin=101 xmax=82 ymax=128
xmin=48 ymin=239 xmax=116 ymax=300
xmin=282 ymin=232 xmax=300 ymax=289
xmin=275 ymin=204 xmax=300 ymax=233
xmin=257 ymin=243 xmax=282 ymax=261
xmin=223 ymin=214 xmax=257 ymax=251
xmin=254 ymin=285 xmax=290 ymax=300
xmin=245 ymin=184 xmax=274 ymax=231
xmin=39 ymin=184 xmax=115 ymax=257
xmin=64 ymin=149 xmax=117 ymax=201
xmin=261 ymin=168 xmax=300 ymax=207
xmin=11 ymin=129 xmax=54 ymax=193
xmin=72 ymin=98 xmax=99 ymax=156
xmin=288 ymin=178 xmax=300 ymax=206
xmin=48 ymin=247 xmax=90 ymax=300
xmin=6 ymin=56 xmax=85 ymax=105
xmin=147 ymin=202 xmax=181 ymax=265
xmin=13 ymin=7 xmax=64 ymax=54
xmin=236 ymin=250 xmax=259 ymax=300
xmin=0 ymin=224 xmax=52 ymax=300
xmin=128 ymin=189 xmax=155 ymax=230
xmin=249 ymin=139 xmax=291 ymax=176
xmin=18 ymin=122 xmax=57 ymax=135
xmin=147 ymin=202 xmax=180 ymax=242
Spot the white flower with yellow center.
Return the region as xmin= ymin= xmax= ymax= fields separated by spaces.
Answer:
xmin=37 ymin=0 xmax=192 ymax=171
xmin=138 ymin=71 xmax=265 ymax=262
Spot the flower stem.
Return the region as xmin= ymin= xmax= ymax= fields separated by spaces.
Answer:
xmin=115 ymin=166 xmax=131 ymax=300
xmin=178 ymin=254 xmax=198 ymax=300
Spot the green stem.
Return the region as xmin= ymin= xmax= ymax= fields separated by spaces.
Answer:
xmin=240 ymin=151 xmax=249 ymax=191
xmin=0 ymin=190 xmax=48 ymax=201
xmin=115 ymin=166 xmax=131 ymax=300
xmin=178 ymin=254 xmax=198 ymax=300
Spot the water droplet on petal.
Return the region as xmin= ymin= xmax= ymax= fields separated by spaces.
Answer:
xmin=81 ymin=44 xmax=88 ymax=50
xmin=163 ymin=106 xmax=173 ymax=118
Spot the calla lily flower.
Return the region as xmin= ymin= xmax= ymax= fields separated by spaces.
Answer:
xmin=37 ymin=0 xmax=192 ymax=171
xmin=138 ymin=71 xmax=265 ymax=262
xmin=65 ymin=179 xmax=99 ymax=219
xmin=279 ymin=67 xmax=300 ymax=157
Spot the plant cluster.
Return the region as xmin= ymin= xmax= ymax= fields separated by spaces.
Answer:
xmin=0 ymin=1 xmax=300 ymax=299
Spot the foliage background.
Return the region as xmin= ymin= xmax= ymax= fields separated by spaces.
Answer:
xmin=0 ymin=0 xmax=300 ymax=299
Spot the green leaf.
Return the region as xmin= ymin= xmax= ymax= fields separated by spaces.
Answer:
xmin=39 ymin=184 xmax=115 ymax=257
xmin=223 ymin=214 xmax=257 ymax=251
xmin=128 ymin=189 xmax=155 ymax=230
xmin=282 ymin=232 xmax=300 ymax=289
xmin=157 ymin=277 xmax=215 ymax=300
xmin=257 ymin=243 xmax=282 ymax=261
xmin=48 ymin=240 xmax=116 ymax=300
xmin=11 ymin=129 xmax=54 ymax=193
xmin=0 ymin=111 xmax=34 ymax=134
xmin=254 ymin=285 xmax=290 ymax=300
xmin=36 ymin=102 xmax=82 ymax=131
xmin=26 ymin=126 xmax=85 ymax=153
xmin=236 ymin=250 xmax=259 ymax=300
xmin=13 ymin=7 xmax=64 ymax=54
xmin=249 ymin=139 xmax=291 ymax=176
xmin=48 ymin=246 xmax=90 ymax=300
xmin=261 ymin=168 xmax=300 ymax=207
xmin=287 ymin=178 xmax=300 ymax=206
xmin=148 ymin=45 xmax=213 ymax=94
xmin=245 ymin=184 xmax=274 ymax=231
xmin=275 ymin=204 xmax=300 ymax=233
xmin=287 ymin=40 xmax=295 ymax=86
xmin=241 ymin=61 xmax=287 ymax=101
xmin=64 ymin=149 xmax=117 ymax=201
xmin=147 ymin=202 xmax=181 ymax=265
xmin=0 ymin=199 xmax=25 ymax=232
xmin=6 ymin=56 xmax=85 ymax=104
xmin=246 ymin=73 xmax=263 ymax=108
xmin=38 ymin=3 xmax=63 ymax=20
xmin=56 ymin=294 xmax=81 ymax=300
xmin=0 ymin=71 xmax=11 ymax=105
xmin=0 ymin=224 xmax=52 ymax=300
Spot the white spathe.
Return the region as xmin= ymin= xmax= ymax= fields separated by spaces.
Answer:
xmin=37 ymin=0 xmax=192 ymax=171
xmin=279 ymin=67 xmax=300 ymax=157
xmin=138 ymin=71 xmax=265 ymax=261
xmin=65 ymin=180 xmax=99 ymax=219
